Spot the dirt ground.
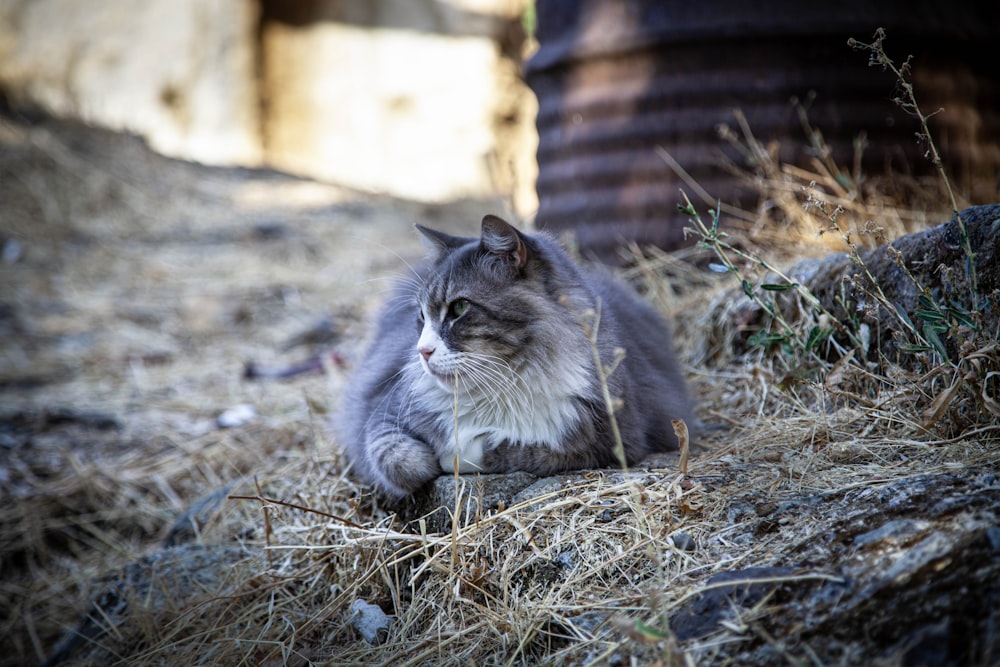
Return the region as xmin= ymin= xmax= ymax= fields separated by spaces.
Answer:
xmin=2 ymin=110 xmax=998 ymax=667
xmin=0 ymin=110 xmax=509 ymax=661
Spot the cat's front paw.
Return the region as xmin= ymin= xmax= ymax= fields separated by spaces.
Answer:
xmin=367 ymin=433 xmax=442 ymax=496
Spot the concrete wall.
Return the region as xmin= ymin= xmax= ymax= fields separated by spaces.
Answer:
xmin=0 ymin=0 xmax=262 ymax=165
xmin=0 ymin=0 xmax=537 ymax=210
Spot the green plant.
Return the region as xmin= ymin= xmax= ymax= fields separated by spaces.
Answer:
xmin=680 ymin=28 xmax=996 ymax=434
xmin=680 ymin=192 xmax=846 ymax=365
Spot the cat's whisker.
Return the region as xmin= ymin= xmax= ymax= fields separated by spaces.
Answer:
xmin=456 ymin=353 xmax=535 ymax=420
xmin=359 ymin=270 xmax=424 ymax=296
xmin=378 ymin=277 xmax=424 ymax=308
xmin=468 ymin=359 xmax=533 ymax=415
xmin=345 ymin=232 xmax=426 ymax=285
xmin=456 ymin=365 xmax=508 ymax=413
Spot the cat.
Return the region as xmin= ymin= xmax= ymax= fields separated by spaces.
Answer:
xmin=336 ymin=215 xmax=693 ymax=497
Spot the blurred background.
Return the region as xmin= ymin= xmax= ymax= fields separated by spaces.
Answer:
xmin=2 ymin=0 xmax=998 ymax=259
xmin=0 ymin=0 xmax=539 ymax=213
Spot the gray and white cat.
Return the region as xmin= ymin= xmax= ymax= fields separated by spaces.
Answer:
xmin=337 ymin=215 xmax=693 ymax=497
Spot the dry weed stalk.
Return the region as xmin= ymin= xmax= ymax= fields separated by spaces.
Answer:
xmin=850 ymin=27 xmax=979 ymax=301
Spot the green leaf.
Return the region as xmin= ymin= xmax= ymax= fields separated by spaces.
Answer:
xmin=925 ymin=320 xmax=949 ymax=334
xmin=748 ymin=331 xmax=787 ymax=348
xmin=914 ymin=308 xmax=946 ymax=323
xmin=922 ymin=323 xmax=950 ymax=361
xmin=805 ymin=326 xmax=832 ymax=352
xmin=711 ymin=201 xmax=722 ymax=234
xmin=741 ymin=280 xmax=755 ymax=298
xmin=761 ymin=283 xmax=797 ymax=291
xmin=892 ymin=302 xmax=915 ymax=330
xmin=917 ymin=294 xmax=938 ymax=310
xmin=633 ymin=620 xmax=671 ymax=641
xmin=946 ymin=305 xmax=978 ymax=330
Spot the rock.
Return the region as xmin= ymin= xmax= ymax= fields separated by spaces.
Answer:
xmin=670 ymin=566 xmax=799 ymax=640
xmin=401 ymin=471 xmax=539 ymax=533
xmin=162 ymin=480 xmax=245 ymax=547
xmin=2 ymin=238 xmax=23 ymax=263
xmin=563 ymin=610 xmax=608 ymax=637
xmin=681 ymin=470 xmax=1000 ymax=665
xmin=670 ymin=532 xmax=696 ymax=552
xmin=988 ymin=525 xmax=1000 ymax=551
xmin=216 ymin=403 xmax=256 ymax=428
xmin=41 ymin=544 xmax=260 ymax=667
xmin=851 ymin=518 xmax=932 ymax=549
xmin=350 ymin=599 xmax=394 ymax=645
xmin=706 ymin=204 xmax=1000 ymax=363
xmin=400 ymin=452 xmax=682 ymax=533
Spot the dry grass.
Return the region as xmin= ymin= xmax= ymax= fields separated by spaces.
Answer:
xmin=1 ymin=106 xmax=997 ymax=667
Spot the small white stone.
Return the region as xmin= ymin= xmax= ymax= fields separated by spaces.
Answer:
xmin=351 ymin=599 xmax=394 ymax=644
xmin=216 ymin=404 xmax=256 ymax=428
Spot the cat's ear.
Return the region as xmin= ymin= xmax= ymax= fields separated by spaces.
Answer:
xmin=480 ymin=215 xmax=528 ymax=269
xmin=415 ymin=224 xmax=470 ymax=253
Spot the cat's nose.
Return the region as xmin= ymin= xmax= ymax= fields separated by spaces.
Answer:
xmin=419 ymin=346 xmax=434 ymax=361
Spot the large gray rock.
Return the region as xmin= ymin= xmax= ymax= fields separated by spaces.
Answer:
xmin=673 ymin=469 xmax=1000 ymax=665
xmin=399 ymin=453 xmax=682 ymax=533
xmin=41 ymin=544 xmax=261 ymax=667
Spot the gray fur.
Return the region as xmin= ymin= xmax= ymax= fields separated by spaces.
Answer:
xmin=336 ymin=216 xmax=693 ymax=497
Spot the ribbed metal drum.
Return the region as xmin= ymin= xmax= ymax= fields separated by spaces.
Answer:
xmin=525 ymin=0 xmax=1000 ymax=260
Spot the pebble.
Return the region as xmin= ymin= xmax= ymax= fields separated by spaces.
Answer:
xmin=351 ymin=599 xmax=394 ymax=644
xmin=671 ymin=532 xmax=696 ymax=552
xmin=216 ymin=404 xmax=256 ymax=428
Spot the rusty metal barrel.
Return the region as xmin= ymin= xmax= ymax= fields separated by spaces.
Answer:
xmin=525 ymin=0 xmax=1000 ymax=260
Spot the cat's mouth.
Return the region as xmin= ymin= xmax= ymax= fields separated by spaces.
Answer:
xmin=421 ymin=361 xmax=459 ymax=390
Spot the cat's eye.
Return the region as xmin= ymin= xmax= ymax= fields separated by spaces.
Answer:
xmin=448 ymin=298 xmax=470 ymax=318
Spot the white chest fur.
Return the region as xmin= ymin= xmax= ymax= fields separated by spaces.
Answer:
xmin=410 ymin=341 xmax=591 ymax=468
xmin=438 ymin=421 xmax=489 ymax=472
